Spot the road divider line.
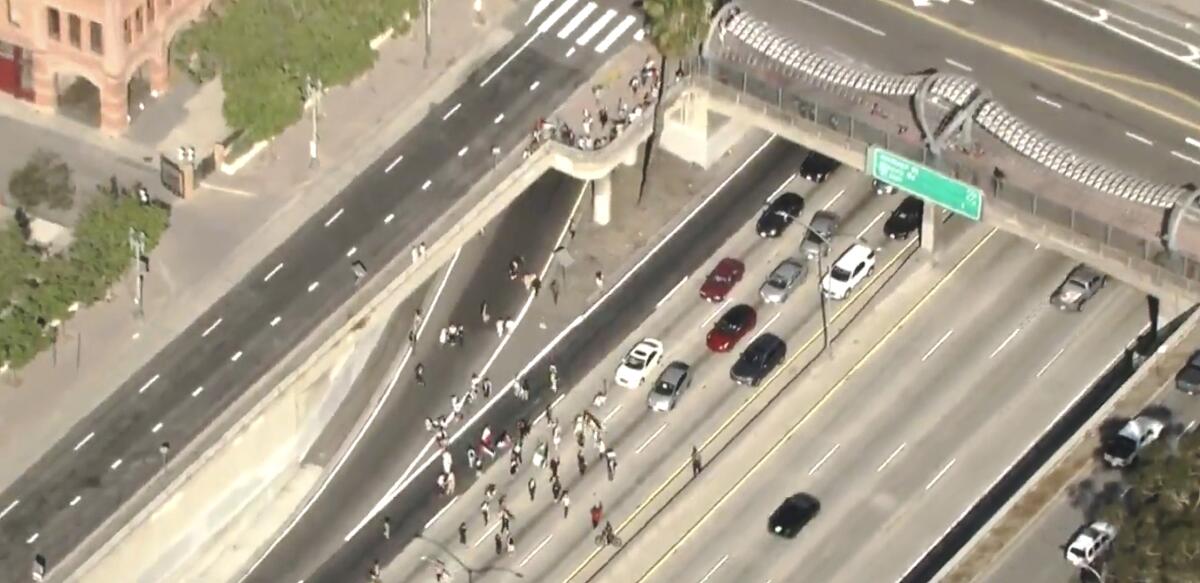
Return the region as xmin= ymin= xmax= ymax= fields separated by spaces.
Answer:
xmin=1185 ymin=420 xmax=1197 ymax=433
xmin=442 ymin=103 xmax=462 ymax=121
xmin=808 ymin=443 xmax=840 ymax=475
xmin=269 ymin=316 xmax=282 ymax=327
xmin=73 ymin=432 xmax=95 ymax=452
xmin=750 ymin=313 xmax=783 ymax=343
xmin=424 ymin=496 xmax=458 ymax=529
xmin=925 ymin=458 xmax=957 ymax=491
xmin=324 ymin=208 xmax=344 ymax=227
xmin=607 ymin=230 xmax=997 ymax=583
xmin=307 ymin=282 xmax=320 ymax=293
xmin=529 ymin=81 xmax=540 ymax=91
xmin=764 ymin=173 xmax=796 ymax=202
xmin=110 ymin=459 xmax=123 ymax=470
xmin=603 ymin=404 xmax=623 ymax=424
xmin=494 ymin=113 xmax=505 ymax=124
xmin=422 ymin=179 xmax=433 ymax=191
xmin=657 ymin=276 xmax=689 ymax=308
xmin=698 ymin=555 xmax=730 ymax=583
xmin=877 ymin=443 xmax=906 ymax=472
xmin=637 ymin=424 xmax=669 ymax=454
xmin=481 ymin=32 xmax=541 ymax=87
xmin=822 ymin=188 xmax=846 ymax=210
xmin=458 ymin=146 xmax=470 ymax=157
xmin=520 ymin=534 xmax=554 ymax=567
xmin=793 ymin=0 xmax=886 ymax=36
xmin=138 ymin=374 xmax=161 ymax=394
xmin=202 ymin=318 xmax=223 ymax=337
xmin=384 ymin=154 xmax=404 ymax=173
xmin=1035 ymin=95 xmax=1063 ymax=109
xmin=1124 ymin=131 xmax=1154 ymax=145
xmin=1036 ymin=347 xmax=1067 ymax=378
xmin=1171 ymin=150 xmax=1200 ymax=166
xmin=384 ymin=213 xmax=395 ymax=224
xmin=700 ymin=299 xmax=730 ymax=328
xmin=944 ymin=57 xmax=973 ymax=72
xmin=25 ymin=533 xmax=38 ymax=544
xmin=922 ymin=330 xmax=954 ymax=361
xmin=191 ymin=386 xmax=204 ymax=397
xmin=1187 ymin=137 xmax=1200 ymax=150
xmin=474 ymin=521 xmax=499 ymax=547
xmin=347 ymin=247 xmax=358 ymax=258
xmin=231 ymin=351 xmax=244 ymax=362
xmin=264 ymin=262 xmax=283 ymax=282
xmin=989 ymin=327 xmax=1021 ymax=358
xmin=857 ymin=211 xmax=886 ymax=240
xmin=69 ymin=495 xmax=82 ymax=507
xmin=0 ymin=500 xmax=19 ymax=521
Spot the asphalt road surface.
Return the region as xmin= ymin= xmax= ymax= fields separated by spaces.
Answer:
xmin=979 ymin=377 xmax=1200 ymax=583
xmin=0 ymin=7 xmax=643 ymax=579
xmin=300 ymin=140 xmax=820 ymax=583
xmin=740 ymin=0 xmax=1200 ymax=184
xmin=613 ymin=233 xmax=1148 ymax=583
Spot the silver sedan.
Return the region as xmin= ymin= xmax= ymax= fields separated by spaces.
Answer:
xmin=760 ymin=259 xmax=808 ymax=304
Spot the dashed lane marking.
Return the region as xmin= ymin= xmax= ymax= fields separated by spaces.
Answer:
xmin=442 ymin=103 xmax=462 ymax=121
xmin=264 ymin=262 xmax=284 ymax=282
xmin=138 ymin=374 xmax=161 ymax=394
xmin=384 ymin=154 xmax=404 ymax=173
xmin=202 ymin=318 xmax=223 ymax=337
xmin=73 ymin=432 xmax=95 ymax=451
xmin=324 ymin=208 xmax=344 ymax=227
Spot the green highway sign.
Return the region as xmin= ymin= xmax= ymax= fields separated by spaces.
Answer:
xmin=868 ymin=147 xmax=983 ymax=221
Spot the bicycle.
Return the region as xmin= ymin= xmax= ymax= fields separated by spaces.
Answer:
xmin=595 ymin=524 xmax=623 ymax=548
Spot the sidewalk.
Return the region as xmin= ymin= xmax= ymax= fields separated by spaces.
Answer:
xmin=0 ymin=0 xmax=522 ymax=493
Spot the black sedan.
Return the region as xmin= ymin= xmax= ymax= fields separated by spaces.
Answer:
xmin=800 ymin=152 xmax=840 ymax=183
xmin=730 ymin=333 xmax=786 ymax=386
xmin=769 ymin=493 xmax=821 ymax=538
xmin=756 ymin=192 xmax=805 ymax=238
xmin=884 ymin=196 xmax=923 ymax=240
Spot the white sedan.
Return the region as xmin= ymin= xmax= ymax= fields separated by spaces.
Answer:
xmin=615 ymin=338 xmax=665 ymax=389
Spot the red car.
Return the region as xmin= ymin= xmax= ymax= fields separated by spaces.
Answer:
xmin=707 ymin=304 xmax=757 ymax=353
xmin=700 ymin=258 xmax=746 ymax=302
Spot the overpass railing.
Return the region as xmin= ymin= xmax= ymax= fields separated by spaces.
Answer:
xmin=691 ymin=58 xmax=1200 ymax=288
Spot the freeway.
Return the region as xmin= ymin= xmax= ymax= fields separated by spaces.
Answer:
xmin=0 ymin=4 xmax=642 ymax=578
xmin=979 ymin=369 xmax=1200 ymax=583
xmin=607 ymin=232 xmax=1148 ymax=583
xmin=375 ymin=155 xmax=934 ymax=582
xmin=739 ymin=0 xmax=1200 ymax=184
xmin=258 ymin=139 xmax=819 ymax=582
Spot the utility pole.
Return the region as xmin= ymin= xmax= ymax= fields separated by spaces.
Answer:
xmin=304 ymin=75 xmax=323 ymax=168
xmin=804 ymin=224 xmax=832 ymax=352
xmin=128 ymin=227 xmax=146 ymax=320
xmin=423 ymin=0 xmax=433 ymax=69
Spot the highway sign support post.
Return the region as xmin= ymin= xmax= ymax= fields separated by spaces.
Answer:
xmin=868 ymin=146 xmax=983 ymax=221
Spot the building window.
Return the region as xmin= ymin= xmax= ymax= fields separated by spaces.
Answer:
xmin=135 ymin=7 xmax=143 ymax=35
xmin=123 ymin=17 xmax=131 ymax=44
xmin=68 ymin=14 xmax=81 ymax=48
xmin=146 ymin=0 xmax=155 ymax=23
xmin=46 ymin=7 xmax=61 ymax=40
xmin=90 ymin=21 xmax=103 ymax=54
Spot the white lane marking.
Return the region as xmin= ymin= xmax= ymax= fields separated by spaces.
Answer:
xmin=989 ymin=328 xmax=1021 ymax=358
xmin=634 ymin=28 xmax=645 ymax=42
xmin=925 ymin=458 xmax=957 ymax=490
xmin=1124 ymin=131 xmax=1154 ymax=146
xmin=557 ymin=2 xmax=596 ymax=39
xmin=423 ymin=496 xmax=458 ymax=529
xmin=698 ymin=555 xmax=730 ymax=583
xmin=808 ymin=444 xmax=840 ymax=475
xmin=231 ymin=351 xmax=244 ymax=362
xmin=25 ymin=533 xmax=38 ymax=544
xmin=526 ymin=0 xmax=557 ymax=24
xmin=69 ymin=495 xmax=81 ymax=507
xmin=138 ymin=374 xmax=161 ymax=394
xmin=792 ymin=0 xmax=886 ymax=36
xmin=750 ymin=313 xmax=783 ymax=343
xmin=822 ymin=188 xmax=846 ymax=210
xmin=474 ymin=521 xmax=500 ymax=547
xmin=535 ymin=395 xmax=569 ymax=425
xmin=422 ymin=179 xmax=433 ymax=191
xmin=1187 ymin=137 xmax=1200 ymax=150
xmin=857 ymin=211 xmax=886 ymax=239
xmin=1035 ymin=95 xmax=1063 ymax=109
xmin=346 ymin=247 xmax=357 ymax=258
xmin=765 ymin=173 xmax=796 ymax=202
xmin=657 ymin=276 xmax=689 ymax=308
xmin=458 ymin=146 xmax=470 ymax=157
xmin=1036 ymin=347 xmax=1067 ymax=378
xmin=494 ymin=113 xmax=505 ymax=124
xmin=384 ymin=154 xmax=404 ymax=173
xmin=344 ymin=136 xmax=781 ymax=544
xmin=110 ymin=459 xmax=123 ymax=470
xmin=1186 ymin=420 xmax=1197 ymax=433
xmin=307 ymin=281 xmax=320 ymax=293
xmin=151 ymin=422 xmax=163 ymax=433
xmin=481 ymin=32 xmax=542 ymax=87
xmin=529 ymin=81 xmax=540 ymax=92
xmin=1038 ymin=0 xmax=1200 ymax=70
xmin=0 ymin=500 xmax=19 ymax=520
xmin=264 ymin=262 xmax=283 ymax=282
xmin=576 ymin=9 xmax=617 ymax=46
xmin=595 ymin=14 xmax=637 ymax=53
xmin=73 ymin=432 xmax=95 ymax=451
xmin=202 ymin=318 xmax=223 ymax=337
xmin=922 ymin=330 xmax=954 ymax=362
xmin=1171 ymin=150 xmax=1200 ymax=166
xmin=538 ymin=0 xmax=577 ymax=31
xmin=324 ymin=208 xmax=344 ymax=227
xmin=565 ymin=47 xmax=577 ymax=58
xmin=441 ymin=103 xmax=462 ymax=121
xmin=636 ymin=424 xmax=669 ymax=454
xmin=520 ymin=534 xmax=554 ymax=567
xmin=603 ymin=404 xmax=623 ymax=423
xmin=384 ymin=213 xmax=395 ymax=224
xmin=191 ymin=386 xmax=204 ymax=397
xmin=270 ymin=316 xmax=282 ymax=327
xmin=877 ymin=443 xmax=906 ymax=472
xmin=944 ymin=58 xmax=973 ymax=72
xmin=700 ymin=299 xmax=731 ymax=328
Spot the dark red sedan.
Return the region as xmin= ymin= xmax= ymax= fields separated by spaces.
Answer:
xmin=707 ymin=304 xmax=757 ymax=353
xmin=699 ymin=258 xmax=746 ymax=302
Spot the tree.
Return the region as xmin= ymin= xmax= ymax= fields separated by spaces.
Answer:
xmin=7 ymin=150 xmax=76 ymax=211
xmin=638 ymin=0 xmax=711 ymax=204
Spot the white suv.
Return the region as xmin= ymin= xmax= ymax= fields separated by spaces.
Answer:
xmin=1065 ymin=521 xmax=1116 ymax=567
xmin=821 ymin=243 xmax=876 ymax=300
xmin=1102 ymin=416 xmax=1164 ymax=468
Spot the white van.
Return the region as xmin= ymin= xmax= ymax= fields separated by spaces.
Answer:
xmin=821 ymin=243 xmax=875 ymax=300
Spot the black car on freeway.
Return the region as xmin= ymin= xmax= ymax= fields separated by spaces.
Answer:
xmin=884 ymin=196 xmax=923 ymax=240
xmin=756 ymin=192 xmax=805 ymax=238
xmin=769 ymin=493 xmax=821 ymax=538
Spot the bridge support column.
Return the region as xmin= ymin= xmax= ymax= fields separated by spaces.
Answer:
xmin=921 ymin=203 xmax=939 ymax=261
xmin=659 ymin=90 xmax=748 ymax=169
xmin=593 ymin=175 xmax=612 ymax=226
xmin=623 ymin=145 xmax=639 ymax=167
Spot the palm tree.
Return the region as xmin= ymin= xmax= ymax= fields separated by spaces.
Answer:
xmin=637 ymin=0 xmax=711 ymax=204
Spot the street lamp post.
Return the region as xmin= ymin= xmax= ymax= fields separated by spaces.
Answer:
xmin=128 ymin=228 xmax=146 ymax=320
xmin=304 ymin=75 xmax=323 ymax=168
xmin=801 ymin=223 xmax=833 ymax=353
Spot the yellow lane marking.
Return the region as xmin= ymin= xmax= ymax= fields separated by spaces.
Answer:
xmin=865 ymin=0 xmax=1200 ymax=133
xmin=631 ymin=228 xmax=998 ymax=583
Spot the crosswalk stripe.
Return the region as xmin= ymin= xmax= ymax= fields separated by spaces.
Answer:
xmin=526 ymin=0 xmax=557 ymax=25
xmin=594 ymin=14 xmax=636 ymax=53
xmin=558 ymin=2 xmax=597 ymax=39
xmin=576 ymin=8 xmax=617 ymax=46
xmin=537 ymin=0 xmax=579 ymax=33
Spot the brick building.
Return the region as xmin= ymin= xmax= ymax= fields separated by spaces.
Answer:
xmin=0 ymin=0 xmax=211 ymax=135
